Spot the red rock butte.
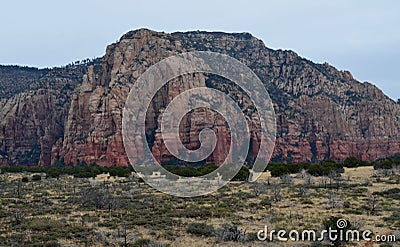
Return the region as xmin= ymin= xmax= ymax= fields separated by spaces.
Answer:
xmin=0 ymin=29 xmax=399 ymax=167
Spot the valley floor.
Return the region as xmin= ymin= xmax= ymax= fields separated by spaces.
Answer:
xmin=0 ymin=166 xmax=399 ymax=246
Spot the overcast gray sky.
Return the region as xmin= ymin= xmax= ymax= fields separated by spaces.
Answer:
xmin=1 ymin=0 xmax=399 ymax=100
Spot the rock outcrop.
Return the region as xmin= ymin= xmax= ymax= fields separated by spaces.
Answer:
xmin=0 ymin=64 xmax=92 ymax=166
xmin=1 ymin=29 xmax=399 ymax=166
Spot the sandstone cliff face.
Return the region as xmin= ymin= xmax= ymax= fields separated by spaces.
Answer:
xmin=0 ymin=64 xmax=93 ymax=166
xmin=1 ymin=29 xmax=400 ymax=166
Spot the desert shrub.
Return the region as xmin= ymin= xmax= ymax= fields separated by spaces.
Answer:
xmin=260 ymin=197 xmax=273 ymax=208
xmin=322 ymin=216 xmax=352 ymax=247
xmin=373 ymin=188 xmax=400 ymax=199
xmin=232 ymin=166 xmax=250 ymax=181
xmin=343 ymin=201 xmax=351 ymax=208
xmin=373 ymin=188 xmax=400 ymax=196
xmin=197 ymin=163 xmax=218 ymax=175
xmin=21 ymin=177 xmax=29 ymax=183
xmin=0 ymin=210 xmax=7 ymax=218
xmin=308 ymin=163 xmax=326 ymax=177
xmin=288 ymin=162 xmax=310 ymax=173
xmin=46 ymin=168 xmax=61 ymax=178
xmin=374 ymin=159 xmax=394 ymax=170
xmin=186 ymin=222 xmax=214 ymax=237
xmin=163 ymin=165 xmax=199 ymax=177
xmin=43 ymin=241 xmax=61 ymax=247
xmin=158 ymin=229 xmax=176 ymax=241
xmin=280 ymin=174 xmax=293 ymax=184
xmin=268 ymin=161 xmax=344 ymax=177
xmin=268 ymin=163 xmax=290 ymax=177
xmin=10 ymin=207 xmax=26 ymax=225
xmin=251 ymin=182 xmax=266 ymax=196
xmin=383 ymin=211 xmax=400 ymax=225
xmin=2 ymin=165 xmax=48 ymax=173
xmin=132 ymin=238 xmax=151 ymax=247
xmin=300 ymin=198 xmax=314 ymax=205
xmin=308 ymin=161 xmax=343 ymax=177
xmin=385 ymin=188 xmax=400 ymax=194
xmin=82 ymin=214 xmax=99 ymax=223
xmin=24 ymin=217 xmax=64 ymax=232
xmin=215 ymin=222 xmax=246 ymax=242
xmin=268 ymin=162 xmax=310 ymax=177
xmin=246 ymin=232 xmax=259 ymax=242
xmin=345 ymin=208 xmax=363 ymax=215
xmin=32 ymin=174 xmax=42 ymax=181
xmin=132 ymin=238 xmax=170 ymax=247
xmin=107 ymin=166 xmax=132 ymax=177
xmin=79 ymin=185 xmax=119 ymax=211
xmin=163 ymin=163 xmax=249 ymax=181
xmin=1 ymin=163 xmax=135 ymax=178
xmin=343 ymin=157 xmax=369 ymax=167
xmin=181 ymin=205 xmax=213 ymax=218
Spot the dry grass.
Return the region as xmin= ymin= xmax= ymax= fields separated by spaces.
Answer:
xmin=0 ymin=166 xmax=399 ymax=246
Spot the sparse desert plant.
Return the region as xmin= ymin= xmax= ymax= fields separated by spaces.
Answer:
xmin=132 ymin=238 xmax=151 ymax=247
xmin=260 ymin=197 xmax=273 ymax=209
xmin=79 ymin=184 xmax=120 ymax=212
xmin=362 ymin=194 xmax=380 ymax=215
xmin=24 ymin=217 xmax=64 ymax=232
xmin=132 ymin=238 xmax=169 ymax=247
xmin=215 ymin=221 xmax=246 ymax=242
xmin=251 ymin=181 xmax=266 ymax=196
xmin=186 ymin=222 xmax=215 ymax=237
xmin=32 ymin=174 xmax=42 ymax=181
xmin=326 ymin=191 xmax=343 ymax=209
xmin=10 ymin=207 xmax=25 ymax=225
xmin=304 ymin=172 xmax=315 ymax=185
xmin=362 ymin=178 xmax=372 ymax=186
xmin=298 ymin=186 xmax=310 ymax=198
xmin=0 ymin=163 xmax=398 ymax=246
xmin=245 ymin=232 xmax=259 ymax=242
xmin=43 ymin=240 xmax=61 ymax=247
xmin=383 ymin=211 xmax=400 ymax=227
xmin=343 ymin=201 xmax=351 ymax=209
xmin=271 ymin=183 xmax=283 ymax=202
xmin=343 ymin=157 xmax=370 ymax=167
xmin=232 ymin=166 xmax=250 ymax=181
xmin=280 ymin=174 xmax=293 ymax=184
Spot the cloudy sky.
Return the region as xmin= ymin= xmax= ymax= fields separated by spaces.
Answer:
xmin=1 ymin=0 xmax=399 ymax=100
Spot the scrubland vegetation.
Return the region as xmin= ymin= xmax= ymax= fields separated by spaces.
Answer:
xmin=0 ymin=157 xmax=399 ymax=246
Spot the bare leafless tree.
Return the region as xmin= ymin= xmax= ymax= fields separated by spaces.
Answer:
xmin=298 ymin=186 xmax=310 ymax=198
xmin=280 ymin=174 xmax=293 ymax=184
xmin=303 ymin=172 xmax=314 ymax=186
xmin=79 ymin=184 xmax=120 ymax=212
xmin=319 ymin=176 xmax=328 ymax=188
xmin=328 ymin=171 xmax=339 ymax=188
xmin=10 ymin=207 xmax=25 ymax=225
xmin=271 ymin=184 xmax=282 ymax=202
xmin=364 ymin=194 xmax=379 ymax=215
xmin=251 ymin=182 xmax=266 ymax=196
xmin=215 ymin=222 xmax=246 ymax=242
xmin=326 ymin=191 xmax=343 ymax=209
xmin=16 ymin=181 xmax=22 ymax=198
xmin=117 ymin=221 xmax=129 ymax=247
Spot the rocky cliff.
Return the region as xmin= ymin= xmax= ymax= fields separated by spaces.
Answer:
xmin=1 ymin=29 xmax=399 ymax=166
xmin=0 ymin=62 xmax=98 ymax=166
